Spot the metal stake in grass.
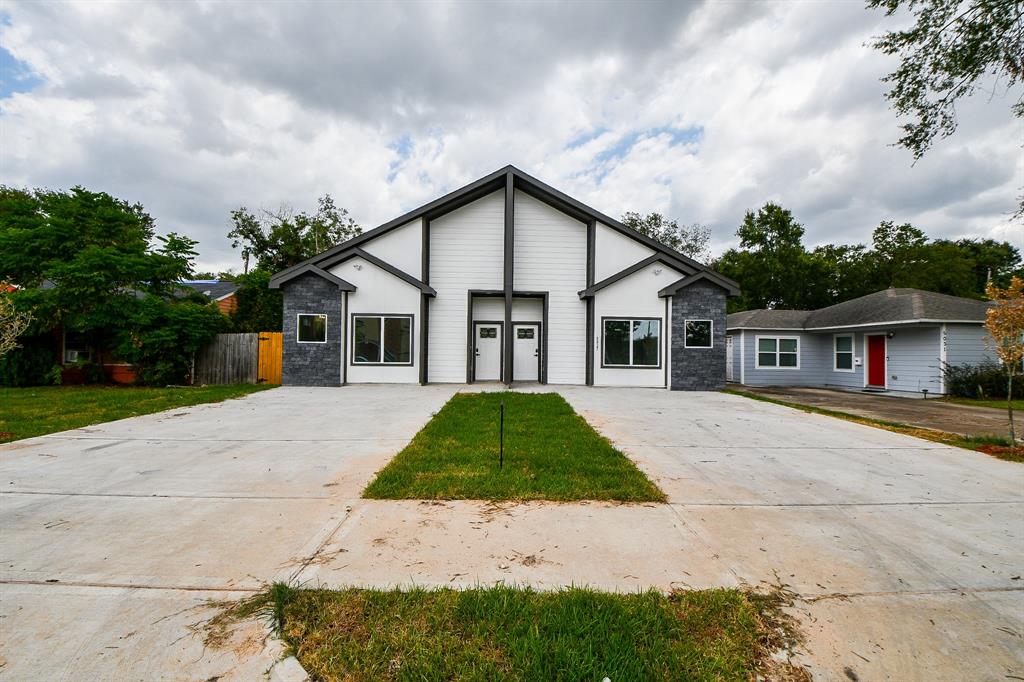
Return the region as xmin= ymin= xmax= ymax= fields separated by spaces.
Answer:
xmin=499 ymin=400 xmax=504 ymax=470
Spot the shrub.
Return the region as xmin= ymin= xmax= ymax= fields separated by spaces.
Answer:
xmin=942 ymin=360 xmax=1024 ymax=399
xmin=118 ymin=297 xmax=228 ymax=386
xmin=0 ymin=337 xmax=58 ymax=387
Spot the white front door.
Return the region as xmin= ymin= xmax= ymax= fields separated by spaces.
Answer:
xmin=513 ymin=323 xmax=540 ymax=382
xmin=474 ymin=323 xmax=501 ymax=381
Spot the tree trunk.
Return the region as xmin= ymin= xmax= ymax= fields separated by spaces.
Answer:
xmin=1009 ymin=372 xmax=1016 ymax=445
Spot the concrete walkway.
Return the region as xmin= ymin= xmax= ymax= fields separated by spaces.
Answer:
xmin=734 ymin=384 xmax=1019 ymax=438
xmin=2 ymin=385 xmax=1022 ymax=680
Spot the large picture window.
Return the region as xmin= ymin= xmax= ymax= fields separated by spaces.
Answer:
xmin=756 ymin=336 xmax=799 ymax=369
xmin=353 ymin=315 xmax=412 ymax=365
xmin=684 ymin=320 xmax=713 ymax=348
xmin=602 ymin=318 xmax=661 ymax=368
xmin=834 ymin=334 xmax=854 ymax=371
xmin=297 ymin=314 xmax=327 ymax=343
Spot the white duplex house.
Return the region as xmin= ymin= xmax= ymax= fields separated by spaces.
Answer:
xmin=269 ymin=165 xmax=739 ymax=389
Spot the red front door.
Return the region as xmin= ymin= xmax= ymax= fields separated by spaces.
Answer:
xmin=867 ymin=335 xmax=886 ymax=387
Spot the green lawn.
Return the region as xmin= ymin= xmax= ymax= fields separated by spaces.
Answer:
xmin=943 ymin=397 xmax=1024 ymax=411
xmin=0 ymin=384 xmax=273 ymax=443
xmin=252 ymin=584 xmax=803 ymax=682
xmin=363 ymin=392 xmax=665 ymax=502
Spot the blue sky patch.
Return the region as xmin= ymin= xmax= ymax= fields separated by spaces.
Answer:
xmin=387 ymin=133 xmax=414 ymax=182
xmin=566 ymin=127 xmax=608 ymax=150
xmin=0 ymin=44 xmax=43 ymax=98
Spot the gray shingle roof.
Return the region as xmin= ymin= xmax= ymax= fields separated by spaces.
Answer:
xmin=727 ymin=288 xmax=991 ymax=331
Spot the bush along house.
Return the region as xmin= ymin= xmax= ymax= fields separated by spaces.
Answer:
xmin=725 ymin=288 xmax=996 ymax=397
xmin=269 ymin=165 xmax=739 ymax=389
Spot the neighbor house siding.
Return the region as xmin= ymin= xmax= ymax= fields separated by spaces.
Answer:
xmin=823 ymin=332 xmax=865 ymax=390
xmin=329 ymin=256 xmax=421 ymax=384
xmin=945 ymin=324 xmax=995 ymax=367
xmin=886 ymin=326 xmax=941 ymax=393
xmin=359 ymin=219 xmax=422 ymax=280
xmin=592 ymin=263 xmax=682 ymax=387
xmin=739 ymin=331 xmax=826 ymax=387
xmin=593 ymin=221 xmax=655 ymax=282
xmin=428 ymin=190 xmax=505 ymax=383
xmin=512 ymin=191 xmax=586 ymax=385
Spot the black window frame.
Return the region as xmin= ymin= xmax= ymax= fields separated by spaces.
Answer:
xmin=350 ymin=313 xmax=414 ymax=366
xmin=600 ymin=317 xmax=662 ymax=369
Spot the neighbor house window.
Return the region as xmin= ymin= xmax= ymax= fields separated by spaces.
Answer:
xmin=756 ymin=336 xmax=799 ymax=369
xmin=63 ymin=329 xmax=92 ymax=364
xmin=684 ymin=320 xmax=713 ymax=348
xmin=297 ymin=314 xmax=327 ymax=343
xmin=603 ymin=318 xmax=661 ymax=367
xmin=353 ymin=315 xmax=412 ymax=364
xmin=834 ymin=334 xmax=854 ymax=371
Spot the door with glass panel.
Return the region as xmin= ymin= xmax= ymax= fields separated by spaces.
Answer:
xmin=473 ymin=323 xmax=501 ymax=381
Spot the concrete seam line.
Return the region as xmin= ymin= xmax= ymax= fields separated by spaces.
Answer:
xmin=284 ymin=505 xmax=363 ymax=584
xmin=0 ymin=579 xmax=261 ymax=593
xmin=668 ymin=500 xmax=1023 ymax=508
xmin=802 ymin=585 xmax=1024 ymax=602
xmin=1 ymin=490 xmax=332 ymax=500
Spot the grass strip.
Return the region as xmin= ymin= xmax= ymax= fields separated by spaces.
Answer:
xmin=362 ymin=392 xmax=665 ymax=502
xmin=723 ymin=388 xmax=1022 ymax=463
xmin=0 ymin=384 xmax=273 ymax=443
xmin=231 ymin=583 xmax=806 ymax=682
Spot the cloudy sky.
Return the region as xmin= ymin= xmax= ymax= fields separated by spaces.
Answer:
xmin=1 ymin=0 xmax=1021 ymax=272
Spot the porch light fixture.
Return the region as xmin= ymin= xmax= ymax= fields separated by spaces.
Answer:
xmin=887 ymin=332 xmax=895 ymax=338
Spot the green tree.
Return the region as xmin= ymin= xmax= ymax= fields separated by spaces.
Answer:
xmin=869 ymin=0 xmax=1024 ymax=159
xmin=0 ymin=186 xmax=224 ymax=385
xmin=229 ymin=194 xmax=362 ymax=273
xmin=621 ymin=212 xmax=712 ymax=262
xmin=714 ymin=203 xmax=824 ymax=311
xmin=229 ymin=270 xmax=283 ymax=332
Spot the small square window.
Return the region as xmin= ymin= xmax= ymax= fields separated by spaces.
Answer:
xmin=517 ymin=328 xmax=534 ymax=339
xmin=297 ymin=314 xmax=327 ymax=343
xmin=684 ymin=320 xmax=712 ymax=348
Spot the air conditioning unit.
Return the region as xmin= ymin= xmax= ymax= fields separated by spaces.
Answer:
xmin=64 ymin=350 xmax=89 ymax=363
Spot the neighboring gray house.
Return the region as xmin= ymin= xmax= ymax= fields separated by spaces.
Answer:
xmin=726 ymin=288 xmax=995 ymax=396
xmin=269 ymin=165 xmax=739 ymax=389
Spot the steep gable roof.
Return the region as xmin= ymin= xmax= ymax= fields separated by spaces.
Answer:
xmin=271 ymin=165 xmax=724 ymax=283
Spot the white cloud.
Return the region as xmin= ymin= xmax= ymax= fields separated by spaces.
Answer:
xmin=1 ymin=0 xmax=1019 ymax=272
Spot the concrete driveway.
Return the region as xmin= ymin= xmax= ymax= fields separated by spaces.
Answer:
xmin=2 ymin=385 xmax=1022 ymax=680
xmin=0 ymin=385 xmax=460 ymax=680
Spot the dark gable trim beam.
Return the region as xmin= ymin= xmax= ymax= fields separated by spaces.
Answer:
xmin=585 ymin=219 xmax=595 ymax=386
xmin=658 ymin=270 xmax=740 ymax=298
xmin=578 ymin=254 xmax=697 ymax=299
xmin=503 ymin=171 xmax=515 ymax=386
xmin=420 ymin=217 xmax=430 ymax=385
xmin=318 ymin=248 xmax=436 ymax=296
xmin=270 ymin=165 xmax=733 ymax=289
xmin=269 ymin=263 xmax=356 ymax=290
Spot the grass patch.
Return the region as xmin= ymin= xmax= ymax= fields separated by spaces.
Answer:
xmin=942 ymin=397 xmax=1024 ymax=411
xmin=724 ymin=389 xmax=1023 ymax=463
xmin=254 ymin=583 xmax=806 ymax=682
xmin=363 ymin=392 xmax=665 ymax=502
xmin=0 ymin=384 xmax=273 ymax=443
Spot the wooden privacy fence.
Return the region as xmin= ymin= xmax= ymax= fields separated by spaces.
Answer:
xmin=193 ymin=332 xmax=282 ymax=385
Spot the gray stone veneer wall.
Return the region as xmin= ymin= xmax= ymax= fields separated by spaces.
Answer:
xmin=281 ymin=273 xmax=342 ymax=386
xmin=670 ymin=280 xmax=727 ymax=390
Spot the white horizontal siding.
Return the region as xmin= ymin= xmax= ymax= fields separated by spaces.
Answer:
xmin=329 ymin=256 xmax=421 ymax=383
xmin=360 ymin=219 xmax=422 ymax=280
xmin=593 ymin=222 xmax=654 ymax=282
xmin=428 ymin=190 xmax=505 ymax=383
xmin=592 ymin=263 xmax=679 ymax=387
xmin=513 ymin=191 xmax=587 ymax=385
